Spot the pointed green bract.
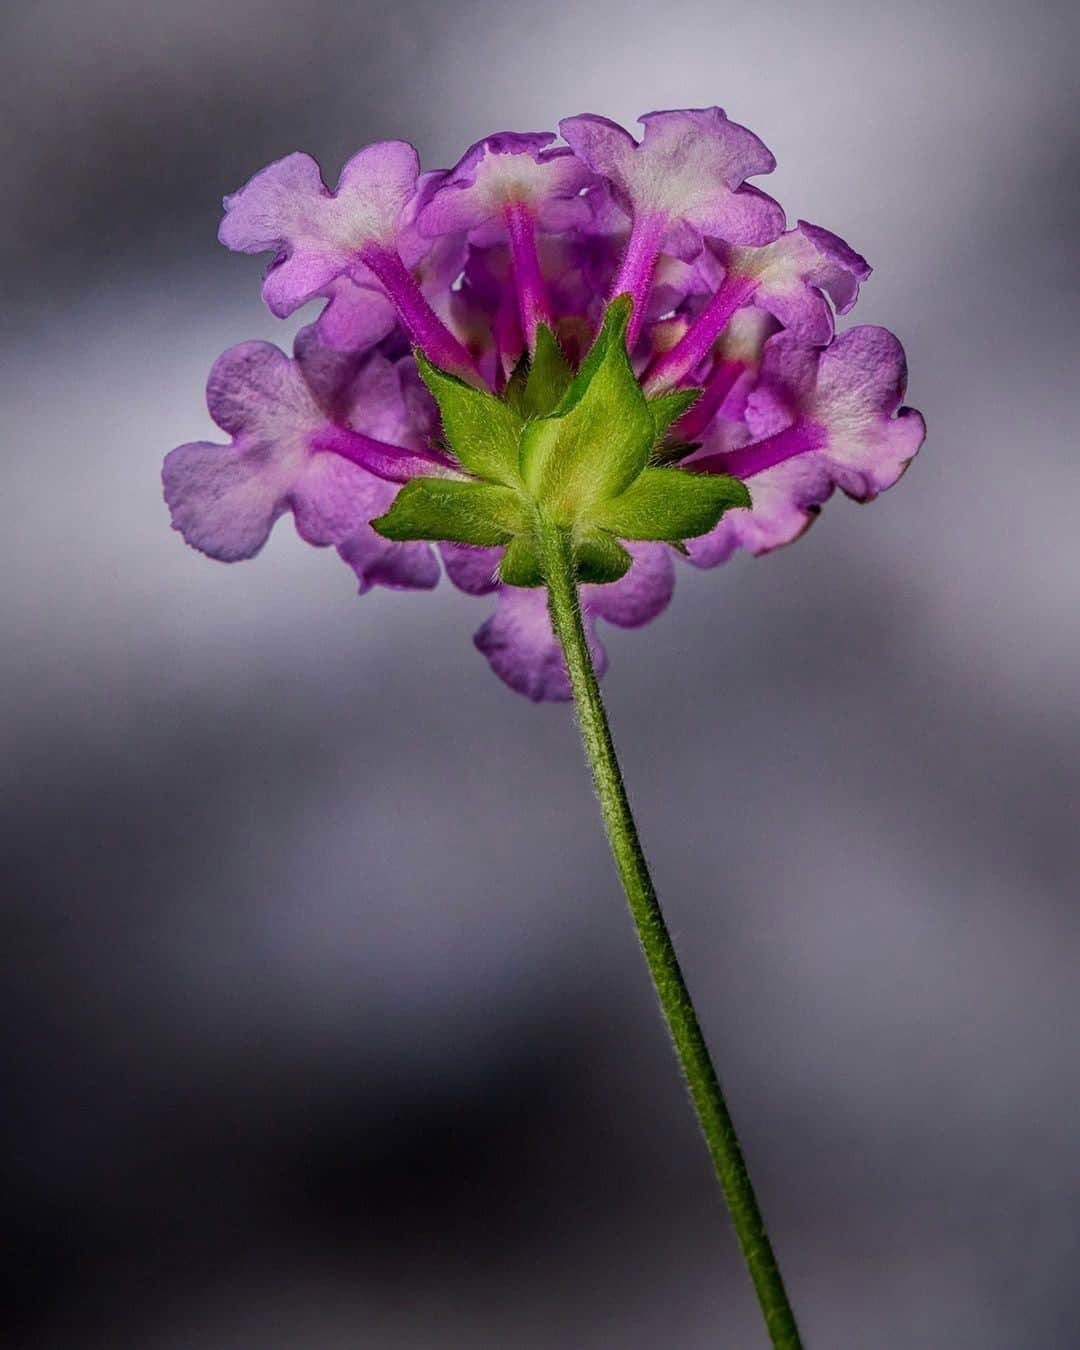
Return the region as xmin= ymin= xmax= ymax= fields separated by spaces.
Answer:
xmin=521 ymin=325 xmax=573 ymax=419
xmin=520 ymin=298 xmax=654 ymax=523
xmin=503 ymin=352 xmax=531 ymax=418
xmin=372 ymin=477 xmax=530 ymax=547
xmin=499 ymin=532 xmax=544 ymax=587
xmin=416 ymin=353 xmax=523 ymax=487
xmin=588 ymin=467 xmax=751 ymax=542
xmin=573 ymin=527 xmax=633 ymax=584
xmin=648 ymin=387 xmax=701 ymax=443
xmin=555 ymin=294 xmax=633 ymax=417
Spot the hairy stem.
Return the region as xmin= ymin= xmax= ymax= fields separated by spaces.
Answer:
xmin=537 ymin=520 xmax=803 ymax=1350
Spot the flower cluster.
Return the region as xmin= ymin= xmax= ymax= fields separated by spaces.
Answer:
xmin=164 ymin=108 xmax=925 ymax=700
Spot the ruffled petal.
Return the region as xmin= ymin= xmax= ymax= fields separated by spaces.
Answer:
xmin=219 ymin=143 xmax=421 ymax=317
xmin=338 ymin=525 xmax=441 ymax=595
xmin=686 ymin=455 xmax=834 ymax=566
xmin=291 ymin=324 xmax=369 ymax=421
xmin=162 ymin=438 xmax=294 ymax=562
xmin=714 ymin=224 xmax=871 ymax=343
xmin=312 ymin=277 xmax=398 ymax=353
xmin=745 ymin=335 xmax=821 ymax=437
xmin=441 ymin=543 xmax=503 ymax=596
xmin=561 ymin=109 xmax=784 ymax=248
xmin=291 ymin=451 xmax=389 ymax=548
xmin=205 ymin=341 xmax=321 ymax=438
xmin=419 ymin=133 xmax=593 ymax=238
xmin=473 ymin=587 xmax=607 ymax=702
xmin=814 ymin=326 xmax=925 ymax=498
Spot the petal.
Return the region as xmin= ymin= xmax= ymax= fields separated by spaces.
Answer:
xmin=291 ymin=451 xmax=390 ymax=548
xmin=813 ymin=326 xmax=926 ymax=499
xmin=219 ymin=143 xmax=421 ymax=317
xmin=334 ymin=141 xmax=422 ymax=244
xmin=262 ymin=250 xmax=348 ymax=319
xmin=291 ymin=323 xmax=370 ymax=420
xmin=717 ymin=224 xmax=871 ymax=343
xmin=206 ymin=341 xmax=321 ymax=438
xmin=474 ymin=587 xmax=607 ymax=702
xmin=584 ymin=541 xmax=675 ymax=627
xmin=639 ymin=107 xmax=777 ymax=184
xmin=162 ymin=438 xmax=294 ymax=562
xmin=795 ymin=221 xmax=871 ymax=314
xmin=339 ymin=350 xmax=413 ymax=443
xmin=440 ymin=542 xmax=503 ymax=596
xmin=563 ymin=109 xmax=784 ymax=246
xmin=312 ymin=277 xmax=398 ymax=353
xmin=745 ymin=334 xmax=821 ymax=437
xmin=219 ymin=152 xmax=330 ymax=255
xmin=686 ymin=454 xmax=835 ymax=566
xmin=557 ymin=115 xmax=638 ymax=212
xmin=337 ymin=522 xmax=441 ymax=595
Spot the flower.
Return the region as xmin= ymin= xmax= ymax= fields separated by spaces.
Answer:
xmin=163 ymin=327 xmax=445 ymax=592
xmin=166 ymin=107 xmax=924 ymax=700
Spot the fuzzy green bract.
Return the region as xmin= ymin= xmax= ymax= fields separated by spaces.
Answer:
xmin=372 ymin=297 xmax=749 ymax=587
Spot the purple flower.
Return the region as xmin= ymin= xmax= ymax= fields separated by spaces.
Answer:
xmin=687 ymin=326 xmax=926 ymax=565
xmin=219 ymin=145 xmax=479 ymax=381
xmin=644 ymin=223 xmax=871 ymax=391
xmin=167 ymin=107 xmax=925 ymax=700
xmin=560 ymin=109 xmax=785 ymax=344
xmin=163 ymin=330 xmax=446 ymax=592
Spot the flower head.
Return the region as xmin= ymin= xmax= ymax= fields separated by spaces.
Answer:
xmin=166 ymin=107 xmax=924 ymax=699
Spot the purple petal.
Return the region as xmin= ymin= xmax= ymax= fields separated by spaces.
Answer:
xmin=291 ymin=324 xmax=369 ymax=420
xmin=291 ymin=451 xmax=392 ymax=548
xmin=796 ymin=221 xmax=871 ymax=314
xmin=162 ymin=439 xmax=292 ymax=562
xmin=745 ymin=334 xmax=821 ymax=438
xmin=714 ymin=224 xmax=871 ymax=344
xmin=441 ymin=543 xmax=503 ymax=596
xmin=557 ymin=115 xmax=638 ymax=207
xmin=419 ymin=133 xmax=593 ymax=246
xmin=561 ymin=108 xmax=784 ymax=247
xmin=686 ymin=455 xmax=834 ymax=566
xmin=205 ymin=341 xmax=320 ymax=437
xmin=312 ymin=277 xmax=398 ymax=353
xmin=338 ymin=526 xmax=440 ymax=595
xmin=219 ymin=152 xmax=329 ymax=254
xmin=812 ymin=326 xmax=925 ymax=499
xmin=474 ymin=587 xmax=607 ymax=703
xmin=219 ymin=143 xmax=421 ymax=317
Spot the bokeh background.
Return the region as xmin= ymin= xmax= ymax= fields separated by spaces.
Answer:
xmin=3 ymin=1 xmax=1078 ymax=1345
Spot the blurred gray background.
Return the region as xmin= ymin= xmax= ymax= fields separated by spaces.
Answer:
xmin=3 ymin=1 xmax=1078 ymax=1346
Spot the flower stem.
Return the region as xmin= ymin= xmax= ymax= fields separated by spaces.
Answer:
xmin=537 ymin=521 xmax=803 ymax=1350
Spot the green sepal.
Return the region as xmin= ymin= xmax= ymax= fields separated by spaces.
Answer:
xmin=503 ymin=352 xmax=531 ymax=418
xmin=520 ymin=296 xmax=654 ymax=523
xmin=371 ymin=477 xmax=530 ymax=547
xmin=573 ymin=527 xmax=633 ymax=584
xmin=648 ymin=387 xmax=701 ymax=443
xmin=651 ymin=439 xmax=702 ymax=467
xmin=554 ymin=293 xmax=633 ymax=417
xmin=499 ymin=532 xmax=545 ymax=587
xmin=521 ymin=325 xmax=572 ymax=418
xmin=415 ymin=354 xmax=523 ymax=487
xmin=587 ymin=467 xmax=751 ymax=542
xmin=502 ymin=327 xmax=573 ymax=422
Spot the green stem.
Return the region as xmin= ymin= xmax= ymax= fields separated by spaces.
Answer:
xmin=538 ymin=521 xmax=803 ymax=1350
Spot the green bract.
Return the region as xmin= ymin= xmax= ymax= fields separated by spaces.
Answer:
xmin=371 ymin=296 xmax=751 ymax=587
